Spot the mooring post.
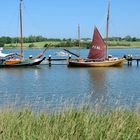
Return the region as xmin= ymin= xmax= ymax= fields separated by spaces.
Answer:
xmin=137 ymin=60 xmax=139 ymax=66
xmin=127 ymin=55 xmax=132 ymax=66
xmin=128 ymin=60 xmax=132 ymax=66
xmin=69 ymin=54 xmax=71 ymax=60
xmin=68 ymin=54 xmax=71 ymax=63
xmin=48 ymin=55 xmax=51 ymax=67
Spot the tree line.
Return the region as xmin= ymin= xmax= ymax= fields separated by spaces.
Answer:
xmin=0 ymin=35 xmax=140 ymax=48
xmin=108 ymin=36 xmax=140 ymax=42
xmin=0 ymin=36 xmax=47 ymax=47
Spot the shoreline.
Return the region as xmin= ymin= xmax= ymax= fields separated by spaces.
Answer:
xmin=3 ymin=46 xmax=140 ymax=49
xmin=0 ymin=106 xmax=140 ymax=139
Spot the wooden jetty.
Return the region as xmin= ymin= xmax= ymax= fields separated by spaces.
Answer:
xmin=41 ymin=54 xmax=140 ymax=67
xmin=125 ymin=55 xmax=140 ymax=66
xmin=40 ymin=55 xmax=71 ymax=66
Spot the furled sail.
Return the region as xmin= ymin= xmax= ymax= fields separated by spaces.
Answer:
xmin=87 ymin=27 xmax=106 ymax=60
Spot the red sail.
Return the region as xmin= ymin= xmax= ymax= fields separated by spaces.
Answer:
xmin=87 ymin=27 xmax=106 ymax=60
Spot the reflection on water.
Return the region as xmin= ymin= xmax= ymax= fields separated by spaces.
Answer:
xmin=87 ymin=68 xmax=108 ymax=97
xmin=1 ymin=48 xmax=140 ymax=111
xmin=87 ymin=66 xmax=140 ymax=109
xmin=87 ymin=67 xmax=125 ymax=109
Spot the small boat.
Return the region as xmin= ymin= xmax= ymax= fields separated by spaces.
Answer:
xmin=0 ymin=48 xmax=45 ymax=67
xmin=68 ymin=0 xmax=125 ymax=67
xmin=0 ymin=0 xmax=45 ymax=68
xmin=55 ymin=51 xmax=69 ymax=56
xmin=0 ymin=48 xmax=15 ymax=58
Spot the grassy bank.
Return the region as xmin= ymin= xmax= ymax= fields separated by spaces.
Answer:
xmin=108 ymin=40 xmax=140 ymax=48
xmin=4 ymin=40 xmax=140 ymax=49
xmin=0 ymin=107 xmax=140 ymax=139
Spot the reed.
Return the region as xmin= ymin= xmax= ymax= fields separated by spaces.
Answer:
xmin=0 ymin=105 xmax=140 ymax=140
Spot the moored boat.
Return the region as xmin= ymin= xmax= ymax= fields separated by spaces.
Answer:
xmin=0 ymin=0 xmax=45 ymax=68
xmin=68 ymin=58 xmax=124 ymax=67
xmin=68 ymin=0 xmax=125 ymax=67
xmin=55 ymin=51 xmax=69 ymax=56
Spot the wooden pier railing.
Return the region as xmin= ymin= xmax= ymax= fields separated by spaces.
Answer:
xmin=126 ymin=56 xmax=140 ymax=66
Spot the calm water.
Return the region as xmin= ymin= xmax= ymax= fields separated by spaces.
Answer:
xmin=1 ymin=48 xmax=140 ymax=111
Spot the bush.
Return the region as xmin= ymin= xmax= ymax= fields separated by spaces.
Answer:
xmin=28 ymin=43 xmax=35 ymax=48
xmin=44 ymin=43 xmax=48 ymax=47
xmin=0 ymin=42 xmax=4 ymax=47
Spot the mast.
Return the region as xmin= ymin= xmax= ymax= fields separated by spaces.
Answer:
xmin=78 ymin=24 xmax=80 ymax=57
xmin=20 ymin=0 xmax=23 ymax=57
xmin=106 ymin=0 xmax=110 ymax=59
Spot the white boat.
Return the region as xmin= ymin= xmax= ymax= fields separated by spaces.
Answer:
xmin=0 ymin=48 xmax=16 ymax=58
xmin=55 ymin=51 xmax=69 ymax=56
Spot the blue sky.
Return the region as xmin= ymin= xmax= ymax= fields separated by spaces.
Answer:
xmin=0 ymin=0 xmax=140 ymax=39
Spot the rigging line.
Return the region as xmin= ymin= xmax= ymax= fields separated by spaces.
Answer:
xmin=77 ymin=24 xmax=80 ymax=57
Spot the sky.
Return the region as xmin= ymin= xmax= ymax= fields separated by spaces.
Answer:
xmin=0 ymin=0 xmax=140 ymax=39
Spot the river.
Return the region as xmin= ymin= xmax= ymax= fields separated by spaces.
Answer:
xmin=0 ymin=48 xmax=140 ymax=111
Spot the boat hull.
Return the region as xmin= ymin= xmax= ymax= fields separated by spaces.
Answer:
xmin=0 ymin=57 xmax=46 ymax=67
xmin=68 ymin=58 xmax=125 ymax=67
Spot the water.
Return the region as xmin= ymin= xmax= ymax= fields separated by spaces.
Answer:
xmin=1 ymin=48 xmax=140 ymax=111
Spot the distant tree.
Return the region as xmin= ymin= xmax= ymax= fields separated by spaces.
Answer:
xmin=5 ymin=37 xmax=12 ymax=44
xmin=36 ymin=36 xmax=46 ymax=42
xmin=66 ymin=40 xmax=72 ymax=47
xmin=62 ymin=38 xmax=67 ymax=41
xmin=132 ymin=37 xmax=137 ymax=41
xmin=29 ymin=36 xmax=36 ymax=43
xmin=124 ymin=35 xmax=132 ymax=41
xmin=0 ymin=42 xmax=4 ymax=47
xmin=12 ymin=37 xmax=20 ymax=43
xmin=28 ymin=43 xmax=35 ymax=48
xmin=0 ymin=36 xmax=7 ymax=44
xmin=44 ymin=43 xmax=48 ymax=47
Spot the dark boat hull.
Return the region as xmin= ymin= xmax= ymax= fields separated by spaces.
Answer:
xmin=0 ymin=57 xmax=46 ymax=68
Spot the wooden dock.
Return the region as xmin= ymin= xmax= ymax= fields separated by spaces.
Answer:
xmin=126 ymin=56 xmax=140 ymax=66
xmin=41 ymin=55 xmax=140 ymax=66
xmin=40 ymin=55 xmax=70 ymax=66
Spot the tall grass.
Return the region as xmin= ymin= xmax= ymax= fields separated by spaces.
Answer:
xmin=0 ymin=105 xmax=140 ymax=140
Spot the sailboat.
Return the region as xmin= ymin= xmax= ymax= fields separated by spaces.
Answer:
xmin=68 ymin=0 xmax=125 ymax=67
xmin=0 ymin=0 xmax=45 ymax=67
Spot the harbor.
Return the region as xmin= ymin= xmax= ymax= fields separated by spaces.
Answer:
xmin=125 ymin=55 xmax=140 ymax=66
xmin=1 ymin=0 xmax=140 ymax=139
xmin=0 ymin=48 xmax=140 ymax=109
xmin=41 ymin=52 xmax=140 ymax=67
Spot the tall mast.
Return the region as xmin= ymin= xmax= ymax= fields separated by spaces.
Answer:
xmin=106 ymin=0 xmax=110 ymax=59
xmin=20 ymin=0 xmax=23 ymax=57
xmin=78 ymin=24 xmax=80 ymax=57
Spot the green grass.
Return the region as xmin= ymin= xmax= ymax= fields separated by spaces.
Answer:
xmin=0 ymin=106 xmax=140 ymax=140
xmin=108 ymin=40 xmax=140 ymax=48
xmin=4 ymin=41 xmax=61 ymax=48
xmin=4 ymin=40 xmax=140 ymax=49
xmin=130 ymin=41 xmax=140 ymax=47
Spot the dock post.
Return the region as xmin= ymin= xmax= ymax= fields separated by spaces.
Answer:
xmin=69 ymin=54 xmax=71 ymax=60
xmin=68 ymin=54 xmax=71 ymax=61
xmin=128 ymin=60 xmax=132 ymax=66
xmin=137 ymin=60 xmax=139 ymax=66
xmin=127 ymin=56 xmax=132 ymax=66
xmin=67 ymin=55 xmax=71 ymax=64
xmin=48 ymin=55 xmax=51 ymax=67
